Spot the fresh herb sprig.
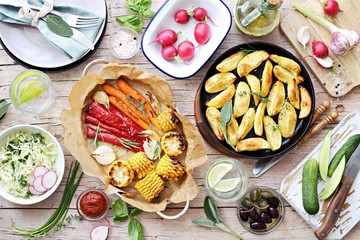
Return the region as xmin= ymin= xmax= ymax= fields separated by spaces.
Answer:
xmin=46 ymin=15 xmax=73 ymax=37
xmin=0 ymin=99 xmax=11 ymax=120
xmin=116 ymin=0 xmax=155 ymax=32
xmin=112 ymin=198 xmax=143 ymax=240
xmin=193 ymin=197 xmax=244 ymax=240
xmin=219 ymin=101 xmax=236 ymax=150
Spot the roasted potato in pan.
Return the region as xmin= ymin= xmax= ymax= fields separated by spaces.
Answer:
xmin=264 ymin=115 xmax=282 ymax=151
xmin=273 ymin=65 xmax=304 ymax=85
xmin=205 ymin=107 xmax=224 ymax=141
xmin=233 ymin=82 xmax=251 ymax=118
xmin=227 ymin=115 xmax=239 ymax=146
xmin=261 ymin=60 xmax=273 ymax=97
xmin=236 ymin=138 xmax=270 ymax=152
xmin=278 ymin=101 xmax=297 ymax=138
xmin=299 ymin=86 xmax=312 ymax=119
xmin=267 ymin=80 xmax=285 ymax=117
xmin=246 ymin=74 xmax=261 ymax=106
xmin=254 ymin=102 xmax=266 ymax=136
xmin=205 ymin=84 xmax=235 ymax=108
xmin=205 ymin=72 xmax=237 ymax=93
xmin=237 ymin=108 xmax=255 ymax=141
xmin=237 ymin=50 xmax=269 ymax=77
xmin=216 ymin=51 xmax=246 ymax=73
xmin=288 ymin=78 xmax=300 ymax=109
xmin=270 ymin=54 xmax=301 ymax=77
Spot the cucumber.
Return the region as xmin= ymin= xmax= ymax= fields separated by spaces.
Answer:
xmin=302 ymin=158 xmax=319 ymax=215
xmin=328 ymin=134 xmax=360 ymax=177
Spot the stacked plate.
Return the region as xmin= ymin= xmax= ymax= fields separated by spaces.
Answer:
xmin=0 ymin=0 xmax=107 ymax=72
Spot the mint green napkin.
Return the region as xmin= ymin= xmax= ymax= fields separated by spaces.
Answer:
xmin=0 ymin=0 xmax=104 ymax=60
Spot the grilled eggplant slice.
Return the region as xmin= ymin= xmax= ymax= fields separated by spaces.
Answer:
xmin=267 ymin=80 xmax=285 ymax=116
xmin=233 ymin=82 xmax=250 ymax=118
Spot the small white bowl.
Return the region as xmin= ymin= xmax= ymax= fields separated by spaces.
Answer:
xmin=0 ymin=125 xmax=65 ymax=205
xmin=109 ymin=27 xmax=140 ymax=59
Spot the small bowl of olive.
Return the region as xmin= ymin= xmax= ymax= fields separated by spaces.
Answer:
xmin=237 ymin=186 xmax=285 ymax=234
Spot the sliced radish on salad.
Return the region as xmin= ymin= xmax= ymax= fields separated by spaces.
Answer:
xmin=33 ymin=165 xmax=49 ymax=178
xmin=33 ymin=176 xmax=47 ymax=193
xmin=27 ymin=173 xmax=35 ymax=186
xmin=41 ymin=170 xmax=57 ymax=190
xmin=28 ymin=185 xmax=42 ymax=195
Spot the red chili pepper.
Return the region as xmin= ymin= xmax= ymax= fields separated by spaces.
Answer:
xmin=85 ymin=115 xmax=133 ymax=139
xmin=86 ymin=126 xmax=143 ymax=153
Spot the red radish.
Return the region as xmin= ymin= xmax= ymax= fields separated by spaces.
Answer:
xmin=41 ymin=170 xmax=57 ymax=190
xmin=33 ymin=176 xmax=47 ymax=193
xmin=34 ymin=165 xmax=49 ymax=178
xmin=323 ymin=0 xmax=342 ymax=16
xmin=174 ymin=9 xmax=190 ymax=24
xmin=312 ymin=55 xmax=334 ymax=68
xmin=177 ymin=40 xmax=195 ymax=61
xmin=28 ymin=185 xmax=42 ymax=195
xmin=161 ymin=45 xmax=178 ymax=61
xmin=192 ymin=7 xmax=216 ymax=26
xmin=194 ymin=22 xmax=211 ymax=46
xmin=312 ymin=40 xmax=329 ymax=58
xmin=90 ymin=218 xmax=110 ymax=240
xmin=27 ymin=173 xmax=35 ymax=186
xmin=148 ymin=29 xmax=179 ymax=46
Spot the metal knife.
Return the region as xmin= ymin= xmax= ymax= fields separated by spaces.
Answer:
xmin=315 ymin=143 xmax=360 ymax=240
xmin=69 ymin=27 xmax=94 ymax=50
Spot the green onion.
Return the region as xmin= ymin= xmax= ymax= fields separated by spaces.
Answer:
xmin=11 ymin=161 xmax=83 ymax=238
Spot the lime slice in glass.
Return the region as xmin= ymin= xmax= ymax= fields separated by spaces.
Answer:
xmin=320 ymin=156 xmax=346 ymax=200
xmin=18 ymin=80 xmax=45 ymax=104
xmin=207 ymin=162 xmax=233 ymax=188
xmin=319 ymin=130 xmax=331 ymax=181
xmin=213 ymin=178 xmax=241 ymax=192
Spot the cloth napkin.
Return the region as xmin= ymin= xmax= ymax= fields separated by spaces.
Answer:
xmin=0 ymin=0 xmax=104 ymax=60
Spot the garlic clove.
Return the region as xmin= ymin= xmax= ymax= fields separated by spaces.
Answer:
xmin=91 ymin=145 xmax=116 ymax=165
xmin=297 ymin=26 xmax=310 ymax=49
xmin=143 ymin=139 xmax=161 ymax=160
xmin=93 ymin=91 xmax=110 ymax=109
xmin=312 ymin=55 xmax=334 ymax=68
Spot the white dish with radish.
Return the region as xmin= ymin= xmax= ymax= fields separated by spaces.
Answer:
xmin=0 ymin=125 xmax=65 ymax=205
xmin=141 ymin=0 xmax=232 ymax=79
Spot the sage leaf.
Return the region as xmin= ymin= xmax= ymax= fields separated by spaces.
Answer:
xmin=0 ymin=99 xmax=11 ymax=120
xmin=112 ymin=199 xmax=129 ymax=218
xmin=129 ymin=208 xmax=142 ymax=218
xmin=204 ymin=196 xmax=220 ymax=223
xmin=220 ymin=100 xmax=232 ymax=126
xmin=215 ymin=222 xmax=244 ymax=240
xmin=128 ymin=218 xmax=143 ymax=240
xmin=192 ymin=218 xmax=216 ymax=228
xmin=46 ymin=15 xmax=73 ymax=37
xmin=113 ymin=216 xmax=129 ymax=222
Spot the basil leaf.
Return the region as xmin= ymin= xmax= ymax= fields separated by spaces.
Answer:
xmin=142 ymin=9 xmax=155 ymax=19
xmin=112 ymin=199 xmax=129 ymax=217
xmin=204 ymin=196 xmax=220 ymax=223
xmin=220 ymin=100 xmax=232 ymax=126
xmin=140 ymin=0 xmax=152 ymax=9
xmin=126 ymin=0 xmax=141 ymax=13
xmin=128 ymin=218 xmax=143 ymax=240
xmin=0 ymin=99 xmax=11 ymax=120
xmin=113 ymin=215 xmax=129 ymax=222
xmin=192 ymin=218 xmax=216 ymax=228
xmin=124 ymin=19 xmax=143 ymax=32
xmin=116 ymin=14 xmax=139 ymax=23
xmin=129 ymin=208 xmax=142 ymax=218
xmin=46 ymin=15 xmax=73 ymax=37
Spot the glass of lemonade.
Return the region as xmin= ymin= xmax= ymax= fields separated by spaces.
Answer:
xmin=205 ymin=158 xmax=248 ymax=203
xmin=10 ymin=70 xmax=55 ymax=115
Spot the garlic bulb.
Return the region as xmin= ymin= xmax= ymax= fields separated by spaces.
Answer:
xmin=91 ymin=146 xmax=116 ymax=165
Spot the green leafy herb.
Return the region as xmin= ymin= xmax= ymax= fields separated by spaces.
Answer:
xmin=193 ymin=197 xmax=244 ymax=240
xmin=249 ymin=91 xmax=269 ymax=103
xmin=112 ymin=198 xmax=143 ymax=240
xmin=126 ymin=95 xmax=147 ymax=117
xmin=272 ymin=124 xmax=280 ymax=132
xmin=46 ymin=15 xmax=73 ymax=37
xmin=116 ymin=0 xmax=155 ymax=32
xmin=219 ymin=101 xmax=236 ymax=150
xmin=237 ymin=91 xmax=247 ymax=97
xmin=0 ymin=99 xmax=11 ymax=120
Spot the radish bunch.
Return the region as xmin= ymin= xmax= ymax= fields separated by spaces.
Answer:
xmin=27 ymin=165 xmax=58 ymax=196
xmin=174 ymin=7 xmax=216 ymax=26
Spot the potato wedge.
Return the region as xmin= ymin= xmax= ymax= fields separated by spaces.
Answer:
xmin=267 ymin=80 xmax=285 ymax=116
xmin=205 ymin=84 xmax=235 ymax=108
xmin=254 ymin=102 xmax=266 ymax=136
xmin=216 ymin=51 xmax=246 ymax=73
xmin=278 ymin=101 xmax=297 ymax=138
xmin=246 ymin=74 xmax=261 ymax=106
xmin=236 ymin=108 xmax=255 ymax=140
xmin=261 ymin=60 xmax=273 ymax=97
xmin=205 ymin=72 xmax=237 ymax=93
xmin=237 ymin=50 xmax=269 ymax=77
xmin=227 ymin=115 xmax=239 ymax=146
xmin=236 ymin=138 xmax=270 ymax=152
xmin=205 ymin=107 xmax=224 ymax=140
xmin=299 ymin=86 xmax=312 ymax=119
xmin=233 ymin=82 xmax=250 ymax=118
xmin=288 ymin=78 xmax=300 ymax=109
xmin=264 ymin=115 xmax=282 ymax=151
xmin=270 ymin=54 xmax=301 ymax=77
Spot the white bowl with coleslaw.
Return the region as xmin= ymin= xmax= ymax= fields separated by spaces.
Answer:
xmin=0 ymin=125 xmax=65 ymax=205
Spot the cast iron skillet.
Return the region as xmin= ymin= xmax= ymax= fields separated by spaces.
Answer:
xmin=194 ymin=41 xmax=315 ymax=159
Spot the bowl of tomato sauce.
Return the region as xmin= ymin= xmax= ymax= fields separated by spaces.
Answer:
xmin=76 ymin=189 xmax=109 ymax=221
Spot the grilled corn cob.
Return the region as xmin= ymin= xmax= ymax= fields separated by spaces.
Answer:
xmin=160 ymin=131 xmax=186 ymax=157
xmin=157 ymin=107 xmax=180 ymax=131
xmin=128 ymin=152 xmax=154 ymax=179
xmin=156 ymin=154 xmax=186 ymax=182
xmin=135 ymin=170 xmax=164 ymax=201
xmin=108 ymin=160 xmax=134 ymax=188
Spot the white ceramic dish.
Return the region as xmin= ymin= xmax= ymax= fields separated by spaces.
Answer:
xmin=280 ymin=112 xmax=360 ymax=239
xmin=0 ymin=0 xmax=106 ymax=69
xmin=0 ymin=125 xmax=65 ymax=205
xmin=141 ymin=0 xmax=232 ymax=79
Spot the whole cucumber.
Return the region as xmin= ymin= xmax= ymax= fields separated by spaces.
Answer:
xmin=328 ymin=134 xmax=360 ymax=177
xmin=302 ymin=158 xmax=319 ymax=215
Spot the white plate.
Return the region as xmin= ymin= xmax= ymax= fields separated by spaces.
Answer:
xmin=280 ymin=112 xmax=360 ymax=239
xmin=141 ymin=0 xmax=232 ymax=79
xmin=0 ymin=0 xmax=106 ymax=69
xmin=0 ymin=125 xmax=65 ymax=205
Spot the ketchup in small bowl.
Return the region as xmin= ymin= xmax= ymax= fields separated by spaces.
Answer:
xmin=77 ymin=189 xmax=109 ymax=221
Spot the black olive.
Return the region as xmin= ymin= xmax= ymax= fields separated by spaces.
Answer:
xmin=250 ymin=221 xmax=266 ymax=230
xmin=267 ymin=197 xmax=280 ymax=208
xmin=241 ymin=198 xmax=254 ymax=208
xmin=249 ymin=208 xmax=259 ymax=221
xmin=250 ymin=188 xmax=260 ymax=202
xmin=260 ymin=190 xmax=274 ymax=199
xmin=268 ymin=206 xmax=280 ymax=218
xmin=260 ymin=212 xmax=272 ymax=223
xmin=238 ymin=209 xmax=249 ymax=222
xmin=258 ymin=198 xmax=269 ymax=209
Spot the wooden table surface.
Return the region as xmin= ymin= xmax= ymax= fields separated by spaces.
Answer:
xmin=0 ymin=0 xmax=359 ymax=239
